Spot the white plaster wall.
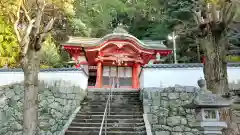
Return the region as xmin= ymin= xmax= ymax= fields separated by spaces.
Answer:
xmin=140 ymin=67 xmax=240 ymax=88
xmin=0 ymin=71 xmax=88 ymax=90
xmin=140 ymin=70 xmax=145 ymax=88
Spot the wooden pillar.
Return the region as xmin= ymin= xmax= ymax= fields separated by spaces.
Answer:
xmin=132 ymin=63 xmax=140 ymax=89
xmin=73 ymin=55 xmax=79 ymax=68
xmin=202 ymin=56 xmax=206 ymax=64
xmin=132 ymin=64 xmax=136 ymax=89
xmin=96 ymin=61 xmax=103 ymax=88
xmin=136 ymin=63 xmax=141 ymax=88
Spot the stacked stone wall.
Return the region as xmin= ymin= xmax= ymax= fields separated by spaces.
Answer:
xmin=141 ymin=87 xmax=200 ymax=135
xmin=0 ymin=80 xmax=86 ymax=135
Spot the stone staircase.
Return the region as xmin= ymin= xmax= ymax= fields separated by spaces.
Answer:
xmin=64 ymin=89 xmax=146 ymax=135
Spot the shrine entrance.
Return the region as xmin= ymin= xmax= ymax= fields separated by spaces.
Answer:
xmin=88 ymin=67 xmax=97 ymax=87
xmin=62 ymin=26 xmax=173 ymax=89
xmin=103 ymin=66 xmax=132 ymax=88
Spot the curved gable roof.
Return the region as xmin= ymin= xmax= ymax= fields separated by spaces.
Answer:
xmin=62 ymin=29 xmax=171 ymax=50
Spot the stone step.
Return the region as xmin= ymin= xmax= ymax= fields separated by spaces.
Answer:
xmin=84 ymin=101 xmax=141 ymax=104
xmin=78 ymin=112 xmax=143 ymax=115
xmin=69 ymin=122 xmax=145 ymax=127
xmin=86 ymin=95 xmax=140 ymax=98
xmin=81 ymin=107 xmax=142 ymax=111
xmin=67 ymin=126 xmax=146 ymax=132
xmin=87 ymin=93 xmax=139 ymax=96
xmin=82 ymin=104 xmax=142 ymax=107
xmin=85 ymin=99 xmax=141 ymax=102
xmin=79 ymin=111 xmax=143 ymax=115
xmin=65 ymin=130 xmax=146 ymax=135
xmin=83 ymin=101 xmax=142 ymax=105
xmin=86 ymin=95 xmax=140 ymax=100
xmin=71 ymin=118 xmax=144 ymax=123
xmin=74 ymin=114 xmax=143 ymax=119
xmin=87 ymin=88 xmax=139 ymax=92
xmin=87 ymin=94 xmax=139 ymax=97
xmin=65 ymin=89 xmax=145 ymax=135
xmin=88 ymin=91 xmax=139 ymax=94
xmin=86 ymin=96 xmax=139 ymax=98
xmin=83 ymin=100 xmax=141 ymax=103
xmin=81 ymin=105 xmax=142 ymax=109
xmin=82 ymin=105 xmax=142 ymax=108
xmin=81 ymin=108 xmax=143 ymax=112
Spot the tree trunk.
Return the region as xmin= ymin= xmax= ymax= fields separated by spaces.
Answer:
xmin=21 ymin=48 xmax=40 ymax=135
xmin=201 ymin=36 xmax=229 ymax=94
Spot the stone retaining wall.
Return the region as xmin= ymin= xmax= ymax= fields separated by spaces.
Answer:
xmin=0 ymin=80 xmax=86 ymax=135
xmin=141 ymin=87 xmax=200 ymax=135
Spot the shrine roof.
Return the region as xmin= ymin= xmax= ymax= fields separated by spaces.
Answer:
xmin=62 ymin=25 xmax=171 ymax=50
xmin=62 ymin=35 xmax=170 ymax=50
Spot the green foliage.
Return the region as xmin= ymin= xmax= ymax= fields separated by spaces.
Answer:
xmin=0 ymin=16 xmax=20 ymax=67
xmin=72 ymin=0 xmax=128 ymax=37
xmin=0 ymin=0 xmax=75 ymax=68
xmin=40 ymin=36 xmax=62 ymax=67
xmin=70 ymin=0 xmax=201 ymax=63
xmin=71 ymin=18 xmax=91 ymax=36
xmin=227 ymin=56 xmax=240 ymax=62
xmin=49 ymin=0 xmax=75 ymax=16
xmin=1 ymin=0 xmax=239 ymax=68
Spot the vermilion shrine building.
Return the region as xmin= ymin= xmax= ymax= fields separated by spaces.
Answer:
xmin=61 ymin=27 xmax=172 ymax=89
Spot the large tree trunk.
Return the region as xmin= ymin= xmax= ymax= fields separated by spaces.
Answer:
xmin=21 ymin=48 xmax=40 ymax=135
xmin=201 ymin=36 xmax=229 ymax=94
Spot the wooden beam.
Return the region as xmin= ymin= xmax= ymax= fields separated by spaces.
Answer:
xmin=102 ymin=52 xmax=136 ymax=57
xmin=95 ymin=56 xmax=144 ymax=64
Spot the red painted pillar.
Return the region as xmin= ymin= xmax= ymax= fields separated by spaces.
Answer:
xmin=132 ymin=64 xmax=136 ymax=89
xmin=96 ymin=61 xmax=103 ymax=88
xmin=73 ymin=55 xmax=79 ymax=68
xmin=136 ymin=63 xmax=141 ymax=88
xmin=202 ymin=56 xmax=206 ymax=64
xmin=132 ymin=63 xmax=140 ymax=89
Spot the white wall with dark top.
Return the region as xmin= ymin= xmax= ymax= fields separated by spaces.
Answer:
xmin=0 ymin=68 xmax=89 ymax=90
xmin=140 ymin=63 xmax=240 ymax=89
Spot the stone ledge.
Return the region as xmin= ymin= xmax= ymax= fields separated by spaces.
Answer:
xmin=59 ymin=106 xmax=81 ymax=135
xmin=0 ymin=81 xmax=86 ymax=135
xmin=143 ymin=114 xmax=153 ymax=135
xmin=142 ymin=87 xmax=200 ymax=135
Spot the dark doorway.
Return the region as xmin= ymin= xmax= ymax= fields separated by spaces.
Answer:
xmin=88 ymin=70 xmax=97 ymax=86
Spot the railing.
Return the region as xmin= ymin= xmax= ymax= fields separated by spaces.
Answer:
xmin=99 ymin=79 xmax=113 ymax=135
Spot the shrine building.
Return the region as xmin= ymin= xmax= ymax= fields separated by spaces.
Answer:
xmin=61 ymin=27 xmax=172 ymax=89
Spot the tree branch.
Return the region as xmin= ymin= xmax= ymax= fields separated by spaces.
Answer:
xmin=219 ymin=1 xmax=226 ymax=22
xmin=210 ymin=3 xmax=218 ymax=23
xmin=40 ymin=18 xmax=55 ymax=34
xmin=34 ymin=0 xmax=45 ymax=33
xmin=191 ymin=10 xmax=203 ymax=25
xmin=21 ymin=19 xmax=35 ymax=56
xmin=228 ymin=26 xmax=240 ymax=33
xmin=225 ymin=4 xmax=237 ymax=25
xmin=13 ymin=0 xmax=23 ymax=43
xmin=223 ymin=2 xmax=234 ymax=24
xmin=21 ymin=4 xmax=31 ymax=22
xmin=32 ymin=0 xmax=54 ymax=51
xmin=38 ymin=18 xmax=55 ymax=44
